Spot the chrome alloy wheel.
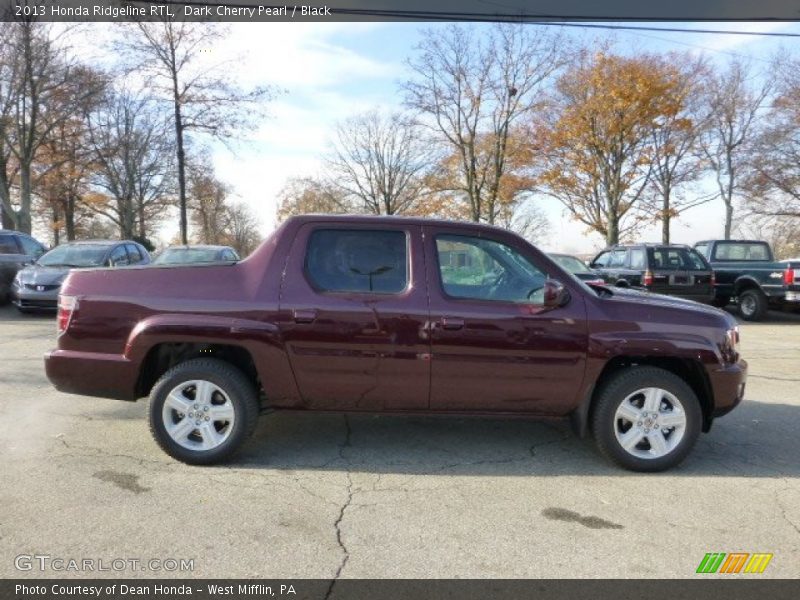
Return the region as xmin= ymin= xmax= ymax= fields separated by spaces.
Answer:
xmin=613 ymin=387 xmax=687 ymax=460
xmin=161 ymin=380 xmax=236 ymax=451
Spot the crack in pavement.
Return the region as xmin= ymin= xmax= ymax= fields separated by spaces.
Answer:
xmin=326 ymin=415 xmax=353 ymax=600
xmin=749 ymin=374 xmax=800 ymax=382
xmin=775 ymin=481 xmax=800 ymax=537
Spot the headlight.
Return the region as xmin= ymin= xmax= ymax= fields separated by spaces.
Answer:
xmin=726 ymin=326 xmax=740 ymax=351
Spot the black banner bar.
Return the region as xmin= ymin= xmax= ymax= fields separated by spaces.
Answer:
xmin=4 ymin=580 xmax=800 ymax=600
xmin=2 ymin=0 xmax=800 ymax=22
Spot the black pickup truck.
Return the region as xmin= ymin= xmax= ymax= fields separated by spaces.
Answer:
xmin=693 ymin=240 xmax=800 ymax=321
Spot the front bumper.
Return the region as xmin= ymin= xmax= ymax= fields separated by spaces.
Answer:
xmin=710 ymin=359 xmax=748 ymax=418
xmin=11 ymin=285 xmax=59 ymax=310
xmin=44 ymin=349 xmax=138 ymax=401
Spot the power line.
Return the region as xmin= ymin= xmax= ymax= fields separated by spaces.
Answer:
xmin=127 ymin=1 xmax=800 ymax=38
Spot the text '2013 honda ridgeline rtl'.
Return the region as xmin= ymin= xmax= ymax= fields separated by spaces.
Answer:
xmin=45 ymin=216 xmax=747 ymax=471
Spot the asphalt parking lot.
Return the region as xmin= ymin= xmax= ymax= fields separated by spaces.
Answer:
xmin=0 ymin=304 xmax=799 ymax=580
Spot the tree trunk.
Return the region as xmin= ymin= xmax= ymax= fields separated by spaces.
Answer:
xmin=173 ymin=86 xmax=188 ymax=245
xmin=138 ymin=198 xmax=146 ymax=239
xmin=18 ymin=167 xmax=33 ymax=234
xmin=65 ymin=195 xmax=76 ymax=241
xmin=52 ymin=206 xmax=60 ymax=246
xmin=724 ymin=200 xmax=733 ymax=240
xmin=606 ymin=214 xmax=620 ymax=246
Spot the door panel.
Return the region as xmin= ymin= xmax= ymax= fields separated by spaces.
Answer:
xmin=425 ymin=226 xmax=588 ymax=415
xmin=279 ymin=223 xmax=431 ymax=411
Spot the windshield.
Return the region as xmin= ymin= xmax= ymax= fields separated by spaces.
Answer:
xmin=154 ymin=248 xmax=222 ymax=264
xmin=551 ymin=254 xmax=592 ymax=274
xmin=37 ymin=244 xmax=109 ymax=267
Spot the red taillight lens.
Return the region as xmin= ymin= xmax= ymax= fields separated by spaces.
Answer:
xmin=643 ymin=270 xmax=653 ymax=286
xmin=57 ymin=295 xmax=78 ymax=335
xmin=785 ymin=268 xmax=795 ymax=285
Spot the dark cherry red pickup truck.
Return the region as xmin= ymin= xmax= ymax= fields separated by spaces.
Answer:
xmin=45 ymin=215 xmax=747 ymax=471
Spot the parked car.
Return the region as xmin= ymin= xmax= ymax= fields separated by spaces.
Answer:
xmin=589 ymin=243 xmax=715 ymax=304
xmin=45 ymin=215 xmax=746 ymax=472
xmin=694 ymin=240 xmax=800 ymax=321
xmin=153 ymin=245 xmax=239 ymax=265
xmin=0 ymin=230 xmax=47 ymax=304
xmin=548 ymin=253 xmax=605 ymax=285
xmin=11 ymin=240 xmax=150 ymax=312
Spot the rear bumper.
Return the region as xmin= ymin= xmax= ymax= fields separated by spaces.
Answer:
xmin=44 ymin=349 xmax=138 ymax=401
xmin=710 ymin=359 xmax=748 ymax=418
xmin=785 ymin=291 xmax=800 ymax=302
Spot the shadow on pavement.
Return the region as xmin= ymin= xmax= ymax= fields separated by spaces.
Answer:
xmin=230 ymin=397 xmax=800 ymax=478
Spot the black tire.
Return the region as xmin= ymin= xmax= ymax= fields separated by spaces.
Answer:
xmin=738 ymin=288 xmax=767 ymax=321
xmin=711 ymin=295 xmax=730 ymax=308
xmin=591 ymin=366 xmax=702 ymax=472
xmin=148 ymin=358 xmax=259 ymax=465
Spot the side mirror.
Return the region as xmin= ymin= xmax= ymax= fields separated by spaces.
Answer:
xmin=543 ymin=278 xmax=570 ymax=310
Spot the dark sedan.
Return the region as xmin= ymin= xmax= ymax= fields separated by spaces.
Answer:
xmin=11 ymin=240 xmax=150 ymax=312
xmin=153 ymin=245 xmax=239 ymax=265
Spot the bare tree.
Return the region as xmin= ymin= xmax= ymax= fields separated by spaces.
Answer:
xmin=0 ymin=20 xmax=102 ymax=233
xmin=188 ymin=156 xmax=231 ymax=245
xmin=404 ymin=23 xmax=567 ymax=224
xmin=744 ymin=54 xmax=800 ymax=220
xmin=646 ymin=53 xmax=713 ymax=243
xmin=85 ymin=88 xmax=175 ymax=239
xmin=276 ymin=176 xmax=350 ymax=223
xmin=224 ymin=201 xmax=262 ymax=257
xmin=700 ymin=59 xmax=772 ymax=239
xmin=118 ymin=21 xmax=277 ymax=244
xmin=326 ymin=110 xmax=432 ymax=215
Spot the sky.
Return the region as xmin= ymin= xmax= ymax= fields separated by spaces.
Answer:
xmin=72 ymin=20 xmax=800 ymax=255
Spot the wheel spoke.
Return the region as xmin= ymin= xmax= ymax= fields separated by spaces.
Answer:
xmin=199 ymin=421 xmax=223 ymax=450
xmin=616 ymin=401 xmax=642 ymax=423
xmin=209 ymin=403 xmax=235 ymax=422
xmin=642 ymin=388 xmax=662 ymax=412
xmin=165 ymin=391 xmax=192 ymax=414
xmin=618 ymin=428 xmax=645 ymax=451
xmin=168 ymin=416 xmax=196 ymax=442
xmin=648 ymin=430 xmax=668 ymax=456
xmin=194 ymin=380 xmax=215 ymax=405
xmin=658 ymin=410 xmax=685 ymax=428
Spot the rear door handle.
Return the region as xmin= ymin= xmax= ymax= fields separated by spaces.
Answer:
xmin=293 ymin=309 xmax=318 ymax=324
xmin=441 ymin=317 xmax=465 ymax=330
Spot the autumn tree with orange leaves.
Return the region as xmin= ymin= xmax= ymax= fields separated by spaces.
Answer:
xmin=534 ymin=51 xmax=696 ymax=246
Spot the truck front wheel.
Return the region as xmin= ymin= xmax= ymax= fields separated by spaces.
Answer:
xmin=591 ymin=367 xmax=702 ymax=472
xmin=148 ymin=358 xmax=259 ymax=465
xmin=738 ymin=289 xmax=767 ymax=321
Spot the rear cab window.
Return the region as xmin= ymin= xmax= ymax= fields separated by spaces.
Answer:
xmin=305 ymin=229 xmax=409 ymax=294
xmin=712 ymin=242 xmax=771 ymax=261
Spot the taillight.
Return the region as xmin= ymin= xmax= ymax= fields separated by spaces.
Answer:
xmin=710 ymin=272 xmax=716 ymax=286
xmin=643 ymin=270 xmax=653 ymax=286
xmin=57 ymin=295 xmax=78 ymax=335
xmin=785 ymin=268 xmax=795 ymax=285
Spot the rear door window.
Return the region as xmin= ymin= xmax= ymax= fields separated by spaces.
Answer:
xmin=126 ymin=244 xmax=143 ymax=264
xmin=651 ymin=248 xmax=706 ymax=270
xmin=0 ymin=234 xmax=20 ymax=254
xmin=109 ymin=245 xmax=130 ymax=266
xmin=629 ymin=248 xmax=646 ymax=270
xmin=305 ymin=229 xmax=408 ymax=294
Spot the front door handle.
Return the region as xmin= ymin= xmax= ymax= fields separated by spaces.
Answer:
xmin=293 ymin=309 xmax=318 ymax=324
xmin=440 ymin=317 xmax=465 ymax=330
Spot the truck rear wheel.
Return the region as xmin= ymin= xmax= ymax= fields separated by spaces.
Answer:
xmin=591 ymin=367 xmax=702 ymax=472
xmin=148 ymin=358 xmax=259 ymax=465
xmin=738 ymin=289 xmax=767 ymax=321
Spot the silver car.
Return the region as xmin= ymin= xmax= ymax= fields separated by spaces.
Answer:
xmin=11 ymin=240 xmax=151 ymax=312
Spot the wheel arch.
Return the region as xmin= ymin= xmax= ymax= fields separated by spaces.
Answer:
xmin=571 ymin=355 xmax=714 ymax=438
xmin=733 ymin=276 xmax=762 ymax=296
